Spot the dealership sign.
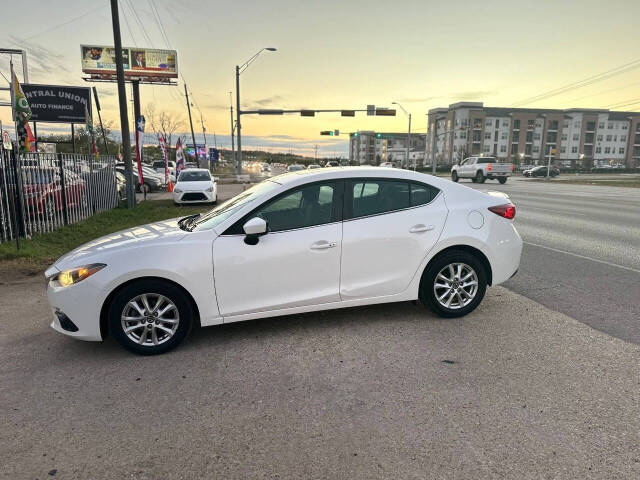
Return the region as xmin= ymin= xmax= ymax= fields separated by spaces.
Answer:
xmin=22 ymin=84 xmax=91 ymax=123
xmin=81 ymin=45 xmax=178 ymax=79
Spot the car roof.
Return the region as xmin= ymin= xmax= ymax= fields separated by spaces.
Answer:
xmin=179 ymin=168 xmax=209 ymax=173
xmin=267 ymin=166 xmax=457 ymax=191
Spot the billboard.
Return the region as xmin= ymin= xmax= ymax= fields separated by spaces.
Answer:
xmin=186 ymin=144 xmax=207 ymax=159
xmin=22 ymin=84 xmax=91 ymax=123
xmin=81 ymin=45 xmax=178 ymax=78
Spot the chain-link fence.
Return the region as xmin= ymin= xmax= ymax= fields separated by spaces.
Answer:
xmin=0 ymin=150 xmax=120 ymax=244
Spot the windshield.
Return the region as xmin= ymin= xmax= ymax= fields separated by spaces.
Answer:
xmin=178 ymin=170 xmax=211 ymax=182
xmin=190 ymin=180 xmax=280 ymax=232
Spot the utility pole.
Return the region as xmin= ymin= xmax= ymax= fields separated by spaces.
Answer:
xmin=235 ymin=65 xmax=242 ymax=175
xmin=109 ymin=0 xmax=135 ymax=207
xmin=184 ymin=83 xmax=198 ymax=162
xmin=229 ymin=91 xmax=235 ymax=169
xmin=314 ymin=144 xmax=318 ymax=162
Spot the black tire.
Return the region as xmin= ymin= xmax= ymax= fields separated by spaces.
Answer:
xmin=419 ymin=250 xmax=487 ymax=318
xmin=451 ymin=171 xmax=459 ymax=182
xmin=498 ymin=177 xmax=507 ymax=184
xmin=471 ymin=176 xmax=477 ymax=183
xmin=476 ymin=170 xmax=486 ymax=183
xmin=108 ymin=279 xmax=194 ymax=355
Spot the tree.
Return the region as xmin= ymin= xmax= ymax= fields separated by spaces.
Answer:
xmin=145 ymin=104 xmax=184 ymax=150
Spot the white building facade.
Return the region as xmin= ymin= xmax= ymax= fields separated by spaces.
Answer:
xmin=349 ymin=132 xmax=426 ymax=165
xmin=426 ymin=102 xmax=640 ymax=168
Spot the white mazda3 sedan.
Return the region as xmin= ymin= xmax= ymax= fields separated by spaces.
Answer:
xmin=172 ymin=168 xmax=217 ymax=204
xmin=45 ymin=167 xmax=522 ymax=355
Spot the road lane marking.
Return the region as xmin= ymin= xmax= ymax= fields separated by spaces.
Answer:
xmin=524 ymin=242 xmax=640 ymax=274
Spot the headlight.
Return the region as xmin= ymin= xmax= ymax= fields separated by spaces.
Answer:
xmin=205 ymin=186 xmax=214 ymax=192
xmin=54 ymin=263 xmax=106 ymax=287
xmin=174 ymin=188 xmax=182 ymax=193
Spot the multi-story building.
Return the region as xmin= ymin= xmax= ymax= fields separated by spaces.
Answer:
xmin=348 ymin=131 xmax=426 ymax=165
xmin=426 ymin=102 xmax=640 ymax=168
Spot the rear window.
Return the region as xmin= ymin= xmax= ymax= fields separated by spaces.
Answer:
xmin=349 ymin=180 xmax=440 ymax=219
xmin=477 ymin=158 xmax=495 ymax=164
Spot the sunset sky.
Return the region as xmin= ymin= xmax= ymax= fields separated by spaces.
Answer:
xmin=2 ymin=0 xmax=640 ymax=156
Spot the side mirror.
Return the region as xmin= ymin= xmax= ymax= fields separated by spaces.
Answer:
xmin=243 ymin=217 xmax=268 ymax=245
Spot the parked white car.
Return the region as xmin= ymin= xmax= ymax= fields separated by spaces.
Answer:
xmin=45 ymin=167 xmax=522 ymax=355
xmin=172 ymin=168 xmax=217 ymax=205
xmin=451 ymin=156 xmax=513 ymax=184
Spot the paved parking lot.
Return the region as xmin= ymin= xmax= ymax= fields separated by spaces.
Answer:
xmin=1 ymin=274 xmax=639 ymax=479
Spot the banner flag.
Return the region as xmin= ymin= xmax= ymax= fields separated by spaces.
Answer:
xmin=11 ymin=65 xmax=32 ymax=152
xmin=158 ymin=134 xmax=168 ymax=184
xmin=175 ymin=137 xmax=185 ymax=174
xmin=135 ymin=115 xmax=145 ymax=184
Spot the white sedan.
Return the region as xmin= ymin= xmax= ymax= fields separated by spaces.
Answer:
xmin=45 ymin=167 xmax=522 ymax=355
xmin=172 ymin=168 xmax=217 ymax=205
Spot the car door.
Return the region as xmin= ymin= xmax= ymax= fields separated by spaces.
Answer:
xmin=340 ymin=178 xmax=448 ymax=300
xmin=213 ymin=180 xmax=343 ymax=317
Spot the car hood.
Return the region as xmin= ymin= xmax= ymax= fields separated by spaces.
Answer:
xmin=175 ymin=180 xmax=213 ymax=191
xmin=47 ymin=218 xmax=188 ymax=274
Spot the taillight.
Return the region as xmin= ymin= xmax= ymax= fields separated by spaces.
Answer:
xmin=488 ymin=203 xmax=516 ymax=220
xmin=487 ymin=163 xmax=492 ymax=171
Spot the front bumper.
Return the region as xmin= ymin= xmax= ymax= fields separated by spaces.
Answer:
xmin=173 ymin=187 xmax=216 ymax=204
xmin=47 ymin=276 xmax=104 ymax=341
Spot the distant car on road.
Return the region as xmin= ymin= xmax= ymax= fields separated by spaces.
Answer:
xmin=173 ymin=168 xmax=217 ymax=205
xmin=287 ymin=164 xmax=305 ymax=172
xmin=451 ymin=156 xmax=513 ymax=184
xmin=379 ymin=162 xmax=395 ymax=168
xmin=325 ymin=161 xmax=340 ymax=167
xmin=45 ymin=167 xmax=522 ymax=355
xmin=523 ymin=166 xmax=560 ymax=178
xmin=307 ymin=164 xmax=321 ymax=170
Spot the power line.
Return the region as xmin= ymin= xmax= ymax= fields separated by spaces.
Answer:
xmin=123 ymin=0 xmax=155 ymax=47
xmin=22 ymin=5 xmax=106 ymax=41
xmin=119 ymin=1 xmax=138 ymax=46
xmin=561 ymin=81 xmax=640 ymax=105
xmin=511 ymin=58 xmax=640 ymax=107
xmin=605 ymin=97 xmax=640 ymax=109
xmin=149 ymin=0 xmax=172 ymax=49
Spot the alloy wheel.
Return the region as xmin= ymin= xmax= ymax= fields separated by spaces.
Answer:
xmin=433 ymin=263 xmax=478 ymax=310
xmin=121 ymin=293 xmax=180 ymax=346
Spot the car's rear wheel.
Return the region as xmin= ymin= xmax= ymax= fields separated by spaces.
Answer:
xmin=498 ymin=177 xmax=507 ymax=184
xmin=420 ymin=250 xmax=487 ymax=318
xmin=108 ymin=279 xmax=194 ymax=355
xmin=451 ymin=171 xmax=459 ymax=182
xmin=476 ymin=170 xmax=485 ymax=183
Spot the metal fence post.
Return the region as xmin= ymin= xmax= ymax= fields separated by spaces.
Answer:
xmin=10 ymin=150 xmax=25 ymax=241
xmin=58 ymin=153 xmax=69 ymax=226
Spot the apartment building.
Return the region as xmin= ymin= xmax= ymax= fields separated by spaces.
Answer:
xmin=348 ymin=132 xmax=426 ymax=165
xmin=426 ymin=102 xmax=640 ymax=167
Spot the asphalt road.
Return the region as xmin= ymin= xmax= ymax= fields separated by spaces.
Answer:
xmin=467 ymin=177 xmax=640 ymax=345
xmin=2 ymin=278 xmax=640 ymax=479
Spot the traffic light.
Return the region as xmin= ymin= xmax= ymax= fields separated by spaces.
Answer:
xmin=301 ymin=110 xmax=315 ymax=117
xmin=376 ymin=133 xmax=382 ymax=138
xmin=375 ymin=108 xmax=396 ymax=116
xmin=320 ymin=131 xmax=334 ymax=136
xmin=354 ymin=132 xmax=359 ymax=137
xmin=341 ymin=110 xmax=355 ymax=117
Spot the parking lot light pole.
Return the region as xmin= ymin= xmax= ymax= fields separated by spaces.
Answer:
xmin=392 ymin=102 xmax=412 ymax=169
xmin=236 ymin=47 xmax=277 ymax=176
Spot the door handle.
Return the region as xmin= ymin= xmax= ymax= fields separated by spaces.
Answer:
xmin=310 ymin=241 xmax=336 ymax=250
xmin=409 ymin=224 xmax=434 ymax=233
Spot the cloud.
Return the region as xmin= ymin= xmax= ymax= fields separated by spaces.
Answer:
xmin=7 ymin=35 xmax=69 ymax=76
xmin=451 ymin=90 xmax=497 ymax=100
xmin=248 ymin=95 xmax=285 ymax=108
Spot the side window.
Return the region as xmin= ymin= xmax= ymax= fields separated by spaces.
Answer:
xmin=410 ymin=183 xmax=439 ymax=206
xmin=350 ymin=180 xmax=410 ymax=218
xmin=253 ymin=182 xmax=335 ymax=232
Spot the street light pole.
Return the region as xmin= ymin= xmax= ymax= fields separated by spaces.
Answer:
xmin=229 ymin=91 xmax=235 ymax=170
xmin=235 ymin=47 xmax=277 ymax=176
xmin=392 ymin=102 xmax=412 ymax=169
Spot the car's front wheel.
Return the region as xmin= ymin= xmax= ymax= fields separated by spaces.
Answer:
xmin=451 ymin=171 xmax=459 ymax=182
xmin=108 ymin=279 xmax=194 ymax=355
xmin=420 ymin=250 xmax=487 ymax=318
